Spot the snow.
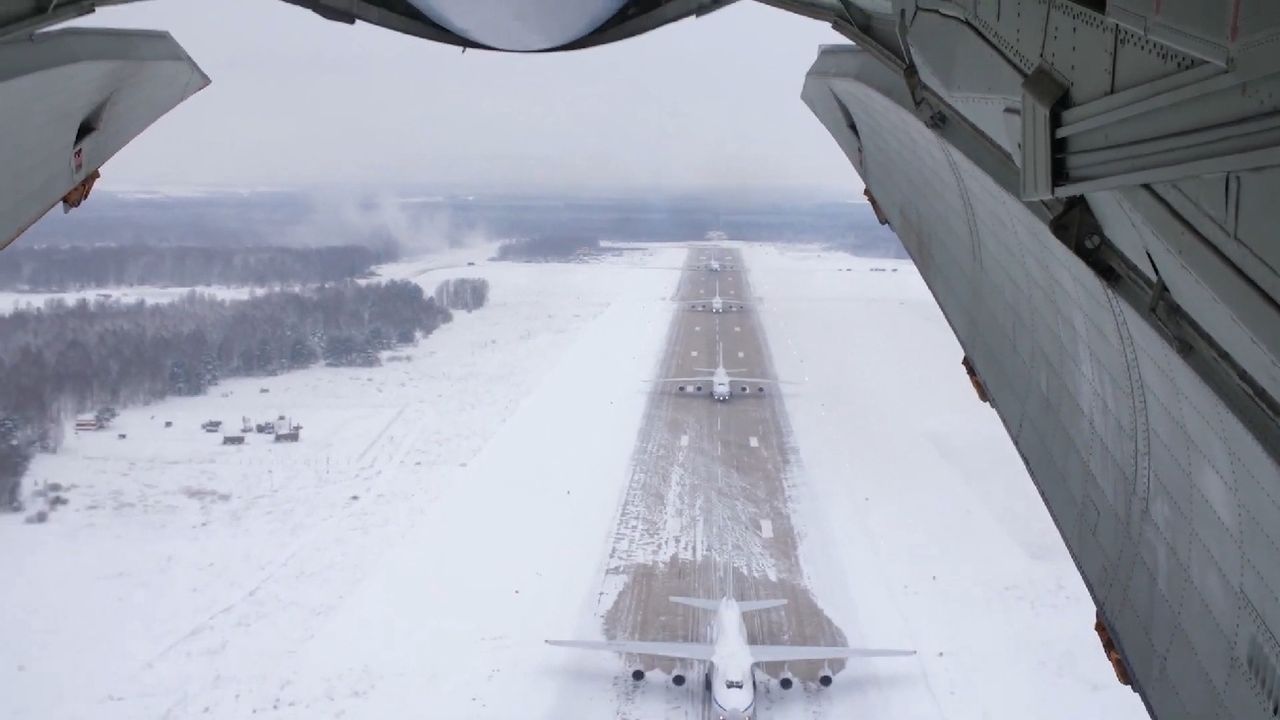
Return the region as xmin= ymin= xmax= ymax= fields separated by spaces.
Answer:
xmin=0 ymin=242 xmax=1145 ymax=719
xmin=0 ymin=240 xmax=493 ymax=316
xmin=746 ymin=244 xmax=1144 ymax=719
xmin=0 ymin=246 xmax=682 ymax=719
xmin=0 ymin=286 xmax=253 ymax=315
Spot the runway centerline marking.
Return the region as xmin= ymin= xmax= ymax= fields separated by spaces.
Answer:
xmin=738 ymin=351 xmax=745 ymax=358
xmin=734 ymin=326 xmax=741 ymax=332
xmin=691 ymin=351 xmax=698 ymax=357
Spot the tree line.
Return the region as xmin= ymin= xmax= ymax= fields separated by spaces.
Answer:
xmin=434 ymin=277 xmax=490 ymax=312
xmin=495 ymin=236 xmax=601 ymax=261
xmin=0 ymin=278 xmax=490 ymax=508
xmin=0 ymin=244 xmax=396 ymax=291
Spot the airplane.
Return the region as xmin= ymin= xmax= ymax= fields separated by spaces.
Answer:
xmin=5 ymin=3 xmax=1280 ymax=716
xmin=696 ymin=257 xmax=734 ymax=273
xmin=689 ymin=281 xmax=747 ymax=313
xmin=548 ymin=595 xmax=915 ymax=720
xmin=661 ymin=344 xmax=772 ymax=401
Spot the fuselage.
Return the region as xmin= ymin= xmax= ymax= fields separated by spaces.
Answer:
xmin=711 ymin=295 xmax=724 ymax=312
xmin=706 ymin=598 xmax=758 ymax=719
xmin=711 ymin=367 xmax=732 ymax=400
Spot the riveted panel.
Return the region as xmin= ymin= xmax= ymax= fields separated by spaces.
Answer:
xmin=1113 ymin=22 xmax=1201 ymax=92
xmin=1230 ymin=167 xmax=1280 ymax=294
xmin=968 ymin=0 xmax=1051 ymax=74
xmin=1042 ymin=0 xmax=1116 ymax=104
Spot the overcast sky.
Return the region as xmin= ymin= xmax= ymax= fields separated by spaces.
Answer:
xmin=76 ymin=0 xmax=864 ymax=199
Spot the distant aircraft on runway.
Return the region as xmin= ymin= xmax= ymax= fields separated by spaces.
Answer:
xmin=695 ymin=257 xmax=734 ymax=272
xmin=660 ymin=344 xmax=774 ymax=401
xmin=689 ymin=281 xmax=748 ymax=313
xmin=548 ymin=596 xmax=914 ymax=719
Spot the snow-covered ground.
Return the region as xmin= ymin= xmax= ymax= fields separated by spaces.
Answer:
xmin=0 ymin=246 xmax=682 ymax=719
xmin=747 ymin=244 xmax=1144 ymax=719
xmin=0 ymin=286 xmax=254 ymax=315
xmin=0 ymin=241 xmax=499 ymax=316
xmin=0 ymin=243 xmax=1144 ymax=719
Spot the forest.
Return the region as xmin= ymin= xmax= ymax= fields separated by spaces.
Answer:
xmin=434 ymin=277 xmax=490 ymax=311
xmin=495 ymin=236 xmax=602 ymax=261
xmin=0 ymin=244 xmax=395 ymax=291
xmin=0 ymin=278 xmax=490 ymax=508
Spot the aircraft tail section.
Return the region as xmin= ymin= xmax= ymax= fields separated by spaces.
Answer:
xmin=669 ymin=596 xmax=787 ymax=612
xmin=737 ymin=599 xmax=788 ymax=612
xmin=670 ymin=596 xmax=721 ymax=611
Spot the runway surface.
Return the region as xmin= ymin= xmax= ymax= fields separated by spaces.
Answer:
xmin=598 ymin=247 xmax=845 ymax=717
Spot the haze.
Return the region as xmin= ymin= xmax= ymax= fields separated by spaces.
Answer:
xmin=75 ymin=0 xmax=861 ymax=198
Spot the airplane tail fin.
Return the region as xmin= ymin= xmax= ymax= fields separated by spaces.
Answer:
xmin=670 ymin=596 xmax=722 ymax=611
xmin=669 ymin=596 xmax=788 ymax=613
xmin=737 ymin=599 xmax=788 ymax=613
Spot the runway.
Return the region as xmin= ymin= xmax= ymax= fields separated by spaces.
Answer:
xmin=598 ymin=247 xmax=845 ymax=717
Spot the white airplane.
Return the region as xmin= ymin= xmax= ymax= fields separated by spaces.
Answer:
xmin=689 ymin=281 xmax=747 ymax=313
xmin=697 ymin=257 xmax=735 ymax=272
xmin=548 ymin=595 xmax=915 ymax=720
xmin=662 ymin=344 xmax=771 ymax=400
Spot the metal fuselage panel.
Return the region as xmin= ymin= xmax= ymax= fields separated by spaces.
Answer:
xmin=805 ymin=46 xmax=1280 ymax=720
xmin=0 ymin=28 xmax=209 ymax=251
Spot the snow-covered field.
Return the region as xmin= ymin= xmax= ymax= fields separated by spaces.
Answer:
xmin=0 ymin=243 xmax=1143 ymax=719
xmin=0 ymin=286 xmax=254 ymax=315
xmin=0 ymin=241 xmax=499 ymax=316
xmin=747 ymin=245 xmax=1143 ymax=719
xmin=0 ymin=246 xmax=681 ymax=719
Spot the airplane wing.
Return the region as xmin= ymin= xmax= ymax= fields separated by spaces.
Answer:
xmin=0 ymin=28 xmax=210 ymax=252
xmin=749 ymin=645 xmax=916 ymax=662
xmin=547 ymin=639 xmax=715 ymax=661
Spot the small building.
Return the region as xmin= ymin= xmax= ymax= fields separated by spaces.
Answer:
xmin=222 ymin=435 xmax=245 ymax=445
xmin=74 ymin=414 xmax=100 ymax=432
xmin=273 ymin=417 xmax=301 ymax=442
